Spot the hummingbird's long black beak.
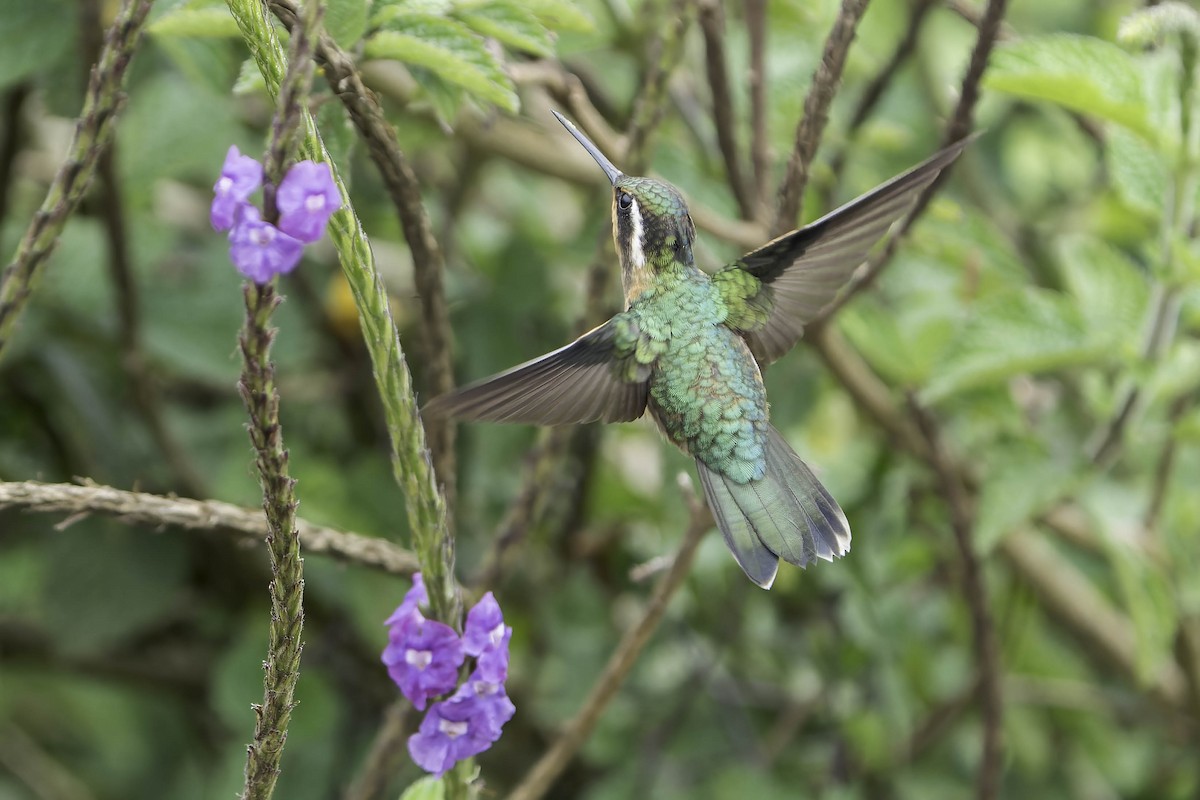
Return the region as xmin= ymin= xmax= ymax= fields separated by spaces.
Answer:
xmin=552 ymin=110 xmax=623 ymax=186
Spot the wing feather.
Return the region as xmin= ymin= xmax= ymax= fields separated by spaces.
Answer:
xmin=423 ymin=319 xmax=649 ymax=426
xmin=719 ymin=136 xmax=974 ymax=363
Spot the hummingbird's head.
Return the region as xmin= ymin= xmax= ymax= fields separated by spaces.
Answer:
xmin=553 ymin=112 xmax=696 ymax=295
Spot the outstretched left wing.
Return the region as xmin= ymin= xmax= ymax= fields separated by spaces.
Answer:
xmin=423 ymin=317 xmax=649 ymax=426
xmin=715 ymin=137 xmax=973 ymax=364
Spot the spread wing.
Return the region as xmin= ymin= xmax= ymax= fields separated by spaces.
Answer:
xmin=422 ymin=318 xmax=649 ymax=426
xmin=715 ymin=137 xmax=973 ymax=364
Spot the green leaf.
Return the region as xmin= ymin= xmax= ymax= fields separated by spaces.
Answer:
xmin=315 ymin=99 xmax=357 ymax=184
xmin=840 ymin=303 xmax=924 ymax=385
xmin=923 ymin=289 xmax=1098 ymax=401
xmin=975 ymin=449 xmax=1079 ymax=553
xmin=1139 ymin=48 xmax=1185 ymax=155
xmin=985 ymin=34 xmax=1153 ymax=141
xmin=1089 ymin=481 xmax=1181 ymax=687
xmin=148 ymin=6 xmax=240 ymax=38
xmin=455 ymin=0 xmax=555 ymax=58
xmin=116 ymin=73 xmax=242 ymax=197
xmin=398 ymin=776 xmax=446 ymax=800
xmin=365 ymin=21 xmax=518 ymax=113
xmin=524 ymin=0 xmax=594 ymax=32
xmin=325 ymin=0 xmax=369 ymax=49
xmin=1105 ymin=126 xmax=1167 ymax=217
xmin=0 ymin=0 xmax=75 ymax=88
xmin=1056 ymin=235 xmax=1149 ymax=344
xmin=408 ymin=66 xmax=470 ymax=124
xmin=42 ymin=525 xmax=188 ymax=656
xmin=233 ymin=56 xmax=267 ymax=95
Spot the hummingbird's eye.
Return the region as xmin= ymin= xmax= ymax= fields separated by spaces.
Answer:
xmin=617 ymin=192 xmax=633 ymax=210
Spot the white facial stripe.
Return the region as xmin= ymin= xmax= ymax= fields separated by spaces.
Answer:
xmin=628 ymin=197 xmax=646 ymax=269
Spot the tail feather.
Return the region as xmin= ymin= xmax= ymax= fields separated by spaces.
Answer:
xmin=695 ymin=462 xmax=780 ymax=588
xmin=763 ymin=427 xmax=852 ymax=562
xmin=694 ymin=425 xmax=851 ymax=588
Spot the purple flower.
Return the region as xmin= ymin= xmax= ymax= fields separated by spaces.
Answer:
xmin=384 ymin=573 xmax=429 ymax=629
xmin=382 ymin=615 xmax=464 ymax=710
xmin=276 ymin=161 xmax=341 ymax=243
xmin=211 ymin=145 xmax=262 ymax=231
xmin=227 ymin=206 xmax=304 ymax=283
xmin=463 ymin=591 xmax=511 ymax=683
xmin=407 ymin=689 xmax=515 ymax=777
xmin=475 ymin=639 xmax=511 ymax=684
xmin=463 ymin=592 xmax=509 ymax=656
xmin=457 ymin=669 xmax=516 ymax=738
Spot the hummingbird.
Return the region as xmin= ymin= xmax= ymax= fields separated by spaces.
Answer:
xmin=426 ymin=112 xmax=969 ymax=588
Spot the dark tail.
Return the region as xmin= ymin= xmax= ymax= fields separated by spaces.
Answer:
xmin=694 ymin=426 xmax=851 ymax=589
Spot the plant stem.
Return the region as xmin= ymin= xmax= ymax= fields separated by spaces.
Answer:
xmin=226 ymin=11 xmax=466 ymax=796
xmin=505 ymin=476 xmax=711 ymax=800
xmin=772 ymin=0 xmax=871 ymax=236
xmin=0 ymin=0 xmax=153 ymax=359
xmin=238 ymin=281 xmax=305 ymax=800
xmin=0 ymin=479 xmax=419 ymax=576
xmin=225 ymin=0 xmax=460 ymax=628
xmin=268 ymin=0 xmax=458 ymax=513
xmin=238 ymin=2 xmax=324 ymax=797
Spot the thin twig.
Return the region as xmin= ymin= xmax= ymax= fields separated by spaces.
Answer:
xmin=341 ymin=701 xmax=412 ymax=800
xmin=622 ymin=0 xmax=693 ymax=178
xmin=1145 ymin=391 xmax=1195 ymax=531
xmin=504 ymin=476 xmax=712 ymax=800
xmin=909 ymin=398 xmax=1003 ymax=800
xmin=1091 ymin=286 xmax=1183 ymax=466
xmin=772 ymin=0 xmax=871 ymax=236
xmin=1175 ymin=620 xmax=1200 ymax=723
xmin=745 ymin=0 xmax=769 ymax=211
xmin=819 ymin=0 xmax=938 ymax=210
xmin=698 ymin=0 xmax=756 ymax=219
xmin=808 ymin=325 xmax=934 ymax=462
xmin=945 ymin=0 xmax=1015 ymax=39
xmin=269 ymin=0 xmax=457 ymax=504
xmin=0 ymin=480 xmax=419 ymax=576
xmin=1000 ymin=531 xmax=1187 ymax=708
xmin=98 ymin=146 xmax=208 ymax=496
xmin=1093 ymin=8 xmax=1198 ymax=465
xmin=812 ymin=0 xmax=1007 ymax=323
xmin=507 ymin=61 xmax=624 ymax=158
xmin=0 ymin=0 xmax=153 ymax=358
xmin=0 ymin=82 xmax=30 ymax=225
xmin=895 ymin=677 xmax=979 ymax=764
xmin=77 ymin=0 xmax=208 ymax=498
xmin=228 ymin=0 xmax=460 ymax=625
xmin=0 ymin=725 xmax=97 ymax=800
xmin=471 ymin=435 xmax=568 ymax=589
xmin=238 ymin=3 xmax=323 ymax=797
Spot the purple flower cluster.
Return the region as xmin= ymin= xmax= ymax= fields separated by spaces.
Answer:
xmin=382 ymin=575 xmax=516 ymax=777
xmin=211 ymin=145 xmax=341 ymax=283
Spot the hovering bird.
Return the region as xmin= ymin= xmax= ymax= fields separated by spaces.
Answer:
xmin=426 ymin=112 xmax=969 ymax=588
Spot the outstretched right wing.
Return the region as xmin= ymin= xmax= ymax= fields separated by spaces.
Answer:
xmin=423 ymin=317 xmax=649 ymax=426
xmin=715 ymin=136 xmax=974 ymax=364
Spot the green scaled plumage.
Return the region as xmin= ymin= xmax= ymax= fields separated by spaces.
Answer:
xmin=425 ymin=112 xmax=971 ymax=588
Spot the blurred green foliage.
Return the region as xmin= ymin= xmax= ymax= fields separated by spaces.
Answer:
xmin=2 ymin=0 xmax=1199 ymax=798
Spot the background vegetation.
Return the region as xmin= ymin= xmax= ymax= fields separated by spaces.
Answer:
xmin=1 ymin=0 xmax=1198 ymax=798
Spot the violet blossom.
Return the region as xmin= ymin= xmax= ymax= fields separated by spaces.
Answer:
xmin=382 ymin=576 xmax=518 ymax=776
xmin=276 ymin=161 xmax=341 ymax=243
xmin=211 ymin=145 xmax=262 ymax=231
xmin=212 ymin=149 xmax=339 ymax=283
